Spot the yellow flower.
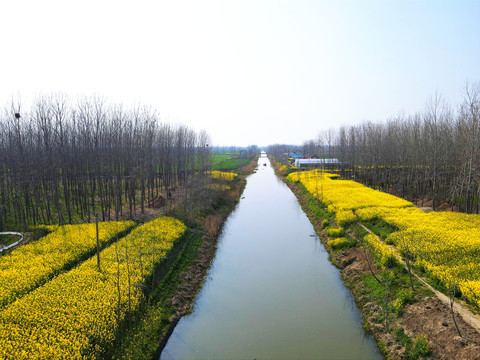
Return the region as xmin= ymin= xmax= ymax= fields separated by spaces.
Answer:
xmin=288 ymin=170 xmax=480 ymax=308
xmin=0 ymin=217 xmax=186 ymax=359
xmin=0 ymin=221 xmax=135 ymax=308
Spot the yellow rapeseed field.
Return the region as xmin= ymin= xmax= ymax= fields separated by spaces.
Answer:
xmin=0 ymin=217 xmax=186 ymax=359
xmin=287 ymin=170 xmax=412 ymax=211
xmin=287 ymin=170 xmax=480 ymax=309
xmin=0 ymin=221 xmax=135 ymax=308
xmin=208 ymin=170 xmax=238 ymax=181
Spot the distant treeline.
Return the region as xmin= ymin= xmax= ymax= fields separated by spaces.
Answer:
xmin=271 ymin=81 xmax=480 ymax=213
xmin=0 ymin=94 xmax=211 ymax=230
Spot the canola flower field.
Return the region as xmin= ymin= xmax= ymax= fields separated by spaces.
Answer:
xmin=204 ymin=171 xmax=238 ymax=191
xmin=208 ymin=170 xmax=238 ymax=181
xmin=0 ymin=217 xmax=186 ymax=359
xmin=0 ymin=221 xmax=135 ymax=308
xmin=287 ymin=170 xmax=480 ymax=310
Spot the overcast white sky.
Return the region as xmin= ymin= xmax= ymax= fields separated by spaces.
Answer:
xmin=1 ymin=0 xmax=479 ymax=146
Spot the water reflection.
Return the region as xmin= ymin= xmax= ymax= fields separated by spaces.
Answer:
xmin=160 ymin=156 xmax=383 ymax=360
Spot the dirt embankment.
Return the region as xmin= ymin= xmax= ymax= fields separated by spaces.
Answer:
xmin=285 ymin=180 xmax=480 ymax=360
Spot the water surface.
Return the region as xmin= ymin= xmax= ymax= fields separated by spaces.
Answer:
xmin=161 ymin=155 xmax=383 ymax=359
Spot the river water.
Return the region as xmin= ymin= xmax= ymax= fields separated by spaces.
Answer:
xmin=160 ymin=155 xmax=383 ymax=360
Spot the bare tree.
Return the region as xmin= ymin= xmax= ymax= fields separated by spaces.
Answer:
xmin=0 ymin=93 xmax=212 ymax=230
xmin=302 ymin=83 xmax=480 ymax=215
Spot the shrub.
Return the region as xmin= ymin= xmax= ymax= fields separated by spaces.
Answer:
xmin=321 ymin=219 xmax=329 ymax=228
xmin=390 ymin=289 xmax=413 ymax=316
xmin=394 ymin=326 xmax=411 ymax=347
xmin=336 ymin=210 xmax=356 ymax=226
xmin=411 ymin=334 xmax=431 ymax=358
xmin=278 ymin=165 xmax=289 ymax=175
xmin=384 ymin=254 xmax=398 ymax=268
xmin=364 ymin=234 xmax=398 ymax=268
xmin=325 ymin=227 xmax=345 ymax=238
xmin=327 ymin=237 xmax=351 ymax=250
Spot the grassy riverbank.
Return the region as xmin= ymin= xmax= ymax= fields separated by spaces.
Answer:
xmin=270 ymin=158 xmax=480 ymax=360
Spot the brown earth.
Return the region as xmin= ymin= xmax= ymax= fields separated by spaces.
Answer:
xmin=402 ymin=298 xmax=480 ymax=359
xmin=285 ymin=179 xmax=480 ymax=360
xmin=414 ymin=198 xmax=458 ymax=212
xmin=435 ymin=203 xmax=451 ymax=211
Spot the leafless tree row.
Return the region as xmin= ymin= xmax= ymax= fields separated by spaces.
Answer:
xmin=293 ymin=81 xmax=480 ymax=213
xmin=0 ymin=94 xmax=212 ymax=230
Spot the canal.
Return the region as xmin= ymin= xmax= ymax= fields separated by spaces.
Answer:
xmin=160 ymin=155 xmax=383 ymax=359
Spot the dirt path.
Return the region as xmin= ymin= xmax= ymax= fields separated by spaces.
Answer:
xmin=360 ymin=223 xmax=480 ymax=334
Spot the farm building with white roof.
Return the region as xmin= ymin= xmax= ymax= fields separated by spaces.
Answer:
xmin=294 ymin=158 xmax=340 ymax=167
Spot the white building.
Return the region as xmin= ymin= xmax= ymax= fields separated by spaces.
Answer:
xmin=294 ymin=158 xmax=340 ymax=167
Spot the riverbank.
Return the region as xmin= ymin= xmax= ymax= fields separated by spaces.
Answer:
xmin=273 ymin=162 xmax=480 ymax=359
xmin=109 ymin=167 xmax=251 ymax=359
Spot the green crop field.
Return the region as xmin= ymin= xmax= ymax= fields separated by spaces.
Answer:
xmin=212 ymin=154 xmax=232 ymax=165
xmin=213 ymin=157 xmax=251 ymax=170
